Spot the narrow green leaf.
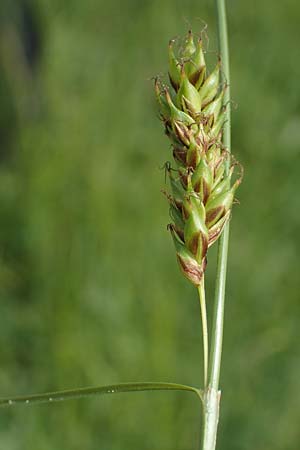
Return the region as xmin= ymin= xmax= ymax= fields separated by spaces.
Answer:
xmin=0 ymin=382 xmax=202 ymax=408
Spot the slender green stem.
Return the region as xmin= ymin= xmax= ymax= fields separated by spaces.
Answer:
xmin=208 ymin=226 xmax=229 ymax=390
xmin=198 ymin=277 xmax=208 ymax=388
xmin=0 ymin=382 xmax=202 ymax=408
xmin=200 ymin=1 xmax=231 ymax=449
xmin=209 ymin=0 xmax=231 ymax=394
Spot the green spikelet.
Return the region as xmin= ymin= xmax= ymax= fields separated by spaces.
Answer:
xmin=156 ymin=31 xmax=242 ymax=286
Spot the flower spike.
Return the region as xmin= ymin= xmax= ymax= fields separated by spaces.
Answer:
xmin=155 ymin=31 xmax=242 ymax=286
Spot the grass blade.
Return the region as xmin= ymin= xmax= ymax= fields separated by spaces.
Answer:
xmin=0 ymin=382 xmax=202 ymax=408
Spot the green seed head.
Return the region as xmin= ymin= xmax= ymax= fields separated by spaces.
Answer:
xmin=156 ymin=31 xmax=242 ymax=286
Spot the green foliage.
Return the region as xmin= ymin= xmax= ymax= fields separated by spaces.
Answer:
xmin=0 ymin=1 xmax=299 ymax=449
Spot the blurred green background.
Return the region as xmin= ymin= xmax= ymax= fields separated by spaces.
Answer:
xmin=0 ymin=0 xmax=299 ymax=449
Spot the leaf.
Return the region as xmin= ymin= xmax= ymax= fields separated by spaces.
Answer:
xmin=0 ymin=382 xmax=202 ymax=408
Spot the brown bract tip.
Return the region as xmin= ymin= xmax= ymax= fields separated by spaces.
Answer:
xmin=177 ymin=254 xmax=203 ymax=287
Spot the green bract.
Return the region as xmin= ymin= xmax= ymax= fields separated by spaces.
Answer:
xmin=156 ymin=31 xmax=242 ymax=286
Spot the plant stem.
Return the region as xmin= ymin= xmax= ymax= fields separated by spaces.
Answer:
xmin=201 ymin=1 xmax=231 ymax=449
xmin=211 ymin=0 xmax=231 ymax=396
xmin=198 ymin=278 xmax=208 ymax=388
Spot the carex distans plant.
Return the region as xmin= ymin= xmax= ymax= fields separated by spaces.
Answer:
xmin=1 ymin=3 xmax=241 ymax=450
xmin=155 ymin=24 xmax=243 ymax=450
xmin=155 ymin=31 xmax=242 ymax=287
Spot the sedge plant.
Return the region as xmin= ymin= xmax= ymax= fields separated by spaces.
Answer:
xmin=155 ymin=15 xmax=242 ymax=448
xmin=0 ymin=2 xmax=241 ymax=449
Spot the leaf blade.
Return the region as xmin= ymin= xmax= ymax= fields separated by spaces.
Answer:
xmin=0 ymin=382 xmax=202 ymax=408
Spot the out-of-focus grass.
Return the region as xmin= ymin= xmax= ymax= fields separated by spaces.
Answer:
xmin=0 ymin=1 xmax=299 ymax=449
